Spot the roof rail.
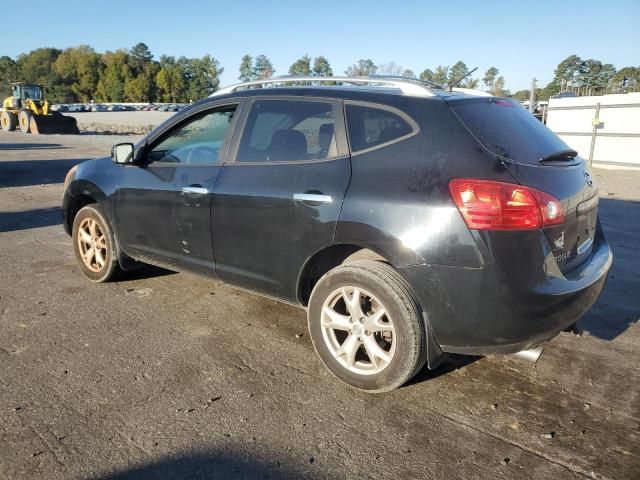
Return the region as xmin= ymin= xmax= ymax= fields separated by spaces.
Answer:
xmin=211 ymin=75 xmax=441 ymax=98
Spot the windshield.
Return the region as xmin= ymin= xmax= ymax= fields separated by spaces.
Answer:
xmin=449 ymin=98 xmax=571 ymax=164
xmin=14 ymin=84 xmax=43 ymax=101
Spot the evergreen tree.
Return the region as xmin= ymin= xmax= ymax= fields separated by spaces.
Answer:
xmin=312 ymin=56 xmax=332 ymax=76
xmin=238 ymin=54 xmax=254 ymax=81
xmin=345 ymin=59 xmax=377 ymax=76
xmin=289 ymin=55 xmax=312 ymax=76
xmin=254 ymin=55 xmax=274 ymax=79
xmin=483 ymin=67 xmax=499 ymax=91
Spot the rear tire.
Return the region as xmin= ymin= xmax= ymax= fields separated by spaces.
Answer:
xmin=308 ymin=260 xmax=426 ymax=392
xmin=0 ymin=111 xmax=18 ymax=131
xmin=18 ymin=109 xmax=31 ymax=133
xmin=72 ymin=204 xmax=121 ymax=282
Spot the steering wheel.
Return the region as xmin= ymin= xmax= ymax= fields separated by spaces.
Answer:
xmin=185 ymin=145 xmax=219 ymax=164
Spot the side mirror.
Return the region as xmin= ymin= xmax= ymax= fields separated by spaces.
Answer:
xmin=111 ymin=143 xmax=134 ymax=164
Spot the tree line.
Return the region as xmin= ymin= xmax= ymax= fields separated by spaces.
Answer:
xmin=512 ymin=55 xmax=639 ymax=102
xmin=0 ymin=43 xmax=222 ymax=103
xmin=1 ymin=44 xmax=638 ymax=104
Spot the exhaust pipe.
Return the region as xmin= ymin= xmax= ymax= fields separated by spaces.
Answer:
xmin=512 ymin=346 xmax=544 ymax=363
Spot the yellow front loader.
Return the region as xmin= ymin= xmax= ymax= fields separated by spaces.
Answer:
xmin=0 ymin=82 xmax=79 ymax=134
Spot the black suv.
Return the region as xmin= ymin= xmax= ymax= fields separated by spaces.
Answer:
xmin=62 ymin=77 xmax=612 ymax=392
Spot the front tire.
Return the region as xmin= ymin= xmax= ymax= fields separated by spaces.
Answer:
xmin=18 ymin=109 xmax=32 ymax=133
xmin=72 ymin=204 xmax=121 ymax=282
xmin=308 ymin=261 xmax=426 ymax=392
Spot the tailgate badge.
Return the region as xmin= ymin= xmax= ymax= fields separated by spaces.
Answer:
xmin=584 ymin=172 xmax=594 ymax=187
xmin=554 ymin=231 xmax=565 ymax=250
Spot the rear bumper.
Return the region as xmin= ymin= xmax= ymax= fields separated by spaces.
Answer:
xmin=399 ymin=222 xmax=612 ymax=355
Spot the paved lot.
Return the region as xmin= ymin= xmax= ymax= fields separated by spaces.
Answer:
xmin=0 ymin=131 xmax=639 ymax=480
xmin=66 ymin=111 xmax=174 ymax=128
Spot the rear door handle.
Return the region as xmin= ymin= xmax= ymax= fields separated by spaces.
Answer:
xmin=293 ymin=193 xmax=333 ymax=203
xmin=182 ymin=186 xmax=209 ymax=195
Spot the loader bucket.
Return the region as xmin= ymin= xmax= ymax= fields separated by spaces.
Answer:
xmin=29 ymin=114 xmax=80 ymax=135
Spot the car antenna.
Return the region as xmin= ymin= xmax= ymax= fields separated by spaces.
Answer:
xmin=448 ymin=67 xmax=478 ymax=92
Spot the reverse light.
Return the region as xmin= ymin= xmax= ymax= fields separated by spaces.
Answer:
xmin=449 ymin=179 xmax=564 ymax=230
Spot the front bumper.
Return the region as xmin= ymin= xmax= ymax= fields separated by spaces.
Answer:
xmin=399 ymin=222 xmax=613 ymax=355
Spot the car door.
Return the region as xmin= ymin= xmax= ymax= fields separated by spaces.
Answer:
xmin=212 ymin=96 xmax=351 ymax=301
xmin=115 ymin=101 xmax=242 ymax=276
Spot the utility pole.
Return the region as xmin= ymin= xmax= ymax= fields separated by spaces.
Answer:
xmin=528 ymin=78 xmax=536 ymax=113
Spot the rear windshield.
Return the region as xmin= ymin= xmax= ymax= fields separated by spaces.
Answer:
xmin=449 ymin=98 xmax=571 ymax=164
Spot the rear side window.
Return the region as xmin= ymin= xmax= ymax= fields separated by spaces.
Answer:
xmin=450 ymin=98 xmax=571 ymax=164
xmin=237 ymin=99 xmax=337 ymax=162
xmin=346 ymin=104 xmax=415 ymax=153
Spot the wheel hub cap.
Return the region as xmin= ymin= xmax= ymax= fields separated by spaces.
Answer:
xmin=77 ymin=217 xmax=107 ymax=273
xmin=320 ymin=286 xmax=396 ymax=376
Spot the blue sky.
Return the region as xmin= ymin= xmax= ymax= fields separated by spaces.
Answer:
xmin=3 ymin=0 xmax=639 ymax=91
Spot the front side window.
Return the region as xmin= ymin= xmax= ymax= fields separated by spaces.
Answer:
xmin=236 ymin=100 xmax=337 ymax=162
xmin=346 ymin=103 xmax=415 ymax=153
xmin=148 ymin=106 xmax=237 ymax=164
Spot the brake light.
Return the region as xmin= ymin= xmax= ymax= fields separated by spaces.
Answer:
xmin=449 ymin=179 xmax=564 ymax=230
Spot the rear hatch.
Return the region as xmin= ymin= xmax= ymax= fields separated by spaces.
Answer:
xmin=448 ymin=96 xmax=599 ymax=273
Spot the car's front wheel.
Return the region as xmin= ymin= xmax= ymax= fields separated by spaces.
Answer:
xmin=308 ymin=260 xmax=426 ymax=392
xmin=72 ymin=204 xmax=121 ymax=282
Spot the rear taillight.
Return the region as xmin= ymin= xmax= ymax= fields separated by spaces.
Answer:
xmin=449 ymin=179 xmax=564 ymax=230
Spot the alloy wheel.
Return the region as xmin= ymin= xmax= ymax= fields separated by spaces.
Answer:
xmin=320 ymin=286 xmax=396 ymax=375
xmin=77 ymin=217 xmax=107 ymax=273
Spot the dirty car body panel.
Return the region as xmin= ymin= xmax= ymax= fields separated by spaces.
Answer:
xmin=62 ymin=86 xmax=612 ymax=362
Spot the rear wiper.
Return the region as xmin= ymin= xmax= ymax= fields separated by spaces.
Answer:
xmin=540 ymin=149 xmax=578 ymax=162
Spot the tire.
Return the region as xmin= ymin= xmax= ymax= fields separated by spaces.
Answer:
xmin=72 ymin=204 xmax=121 ymax=282
xmin=0 ymin=111 xmax=18 ymax=131
xmin=18 ymin=109 xmax=31 ymax=133
xmin=308 ymin=260 xmax=426 ymax=392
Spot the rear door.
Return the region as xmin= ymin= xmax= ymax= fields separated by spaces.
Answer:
xmin=449 ymin=97 xmax=598 ymax=272
xmin=115 ymin=102 xmax=242 ymax=275
xmin=212 ymin=96 xmax=350 ymax=301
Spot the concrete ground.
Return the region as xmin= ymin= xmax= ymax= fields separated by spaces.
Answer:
xmin=0 ymin=131 xmax=638 ymax=480
xmin=65 ymin=112 xmax=174 ymax=134
xmin=66 ymin=111 xmax=174 ymax=127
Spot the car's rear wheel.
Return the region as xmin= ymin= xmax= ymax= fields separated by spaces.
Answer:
xmin=308 ymin=260 xmax=426 ymax=392
xmin=72 ymin=204 xmax=121 ymax=282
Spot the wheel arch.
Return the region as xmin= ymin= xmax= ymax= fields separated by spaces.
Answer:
xmin=64 ymin=180 xmax=139 ymax=271
xmin=299 ymin=245 xmax=448 ymax=371
xmin=64 ymin=179 xmax=108 ymax=234
xmin=296 ymin=243 xmax=390 ymax=306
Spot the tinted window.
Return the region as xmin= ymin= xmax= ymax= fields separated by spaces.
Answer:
xmin=346 ymin=104 xmax=413 ymax=152
xmin=237 ymin=100 xmax=337 ymax=162
xmin=450 ymin=98 xmax=571 ymax=164
xmin=148 ymin=106 xmax=237 ymax=164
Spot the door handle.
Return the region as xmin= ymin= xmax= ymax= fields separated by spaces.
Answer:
xmin=182 ymin=186 xmax=209 ymax=195
xmin=293 ymin=193 xmax=333 ymax=203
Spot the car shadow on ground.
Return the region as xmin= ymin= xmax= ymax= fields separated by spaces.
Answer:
xmin=579 ymin=197 xmax=640 ymax=341
xmin=88 ymin=450 xmax=326 ymax=480
xmin=408 ymin=354 xmax=481 ymax=387
xmin=0 ymin=158 xmax=89 ymax=187
xmin=0 ymin=143 xmax=68 ymax=150
xmin=118 ymin=263 xmax=176 ymax=281
xmin=0 ymin=207 xmax=62 ymax=233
